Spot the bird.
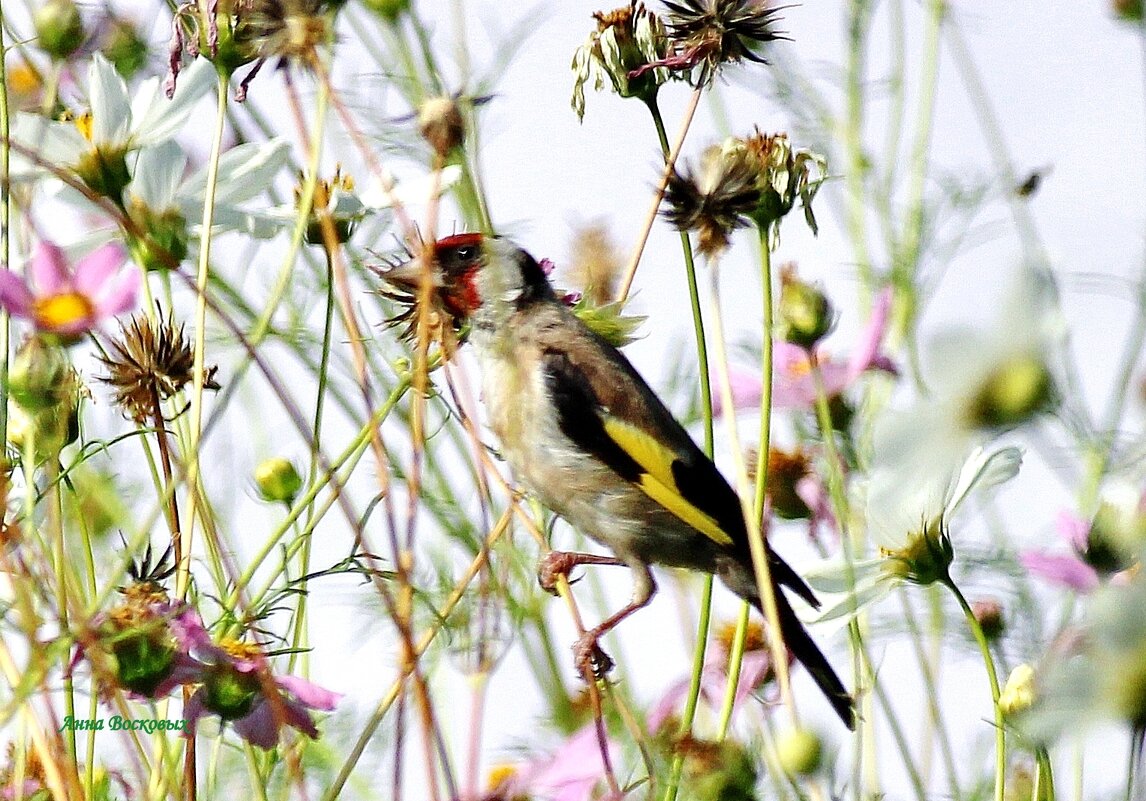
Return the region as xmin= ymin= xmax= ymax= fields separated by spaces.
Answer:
xmin=383 ymin=232 xmax=855 ymax=729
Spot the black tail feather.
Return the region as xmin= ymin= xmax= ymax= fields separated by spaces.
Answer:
xmin=753 ymin=589 xmax=856 ymax=730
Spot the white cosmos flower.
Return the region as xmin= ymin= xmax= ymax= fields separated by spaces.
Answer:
xmin=873 ymin=268 xmax=1062 ymax=498
xmin=805 ymin=446 xmax=1023 ymax=621
xmin=245 ymin=164 xmax=464 ymax=242
xmin=11 ymin=55 xmax=215 ymax=194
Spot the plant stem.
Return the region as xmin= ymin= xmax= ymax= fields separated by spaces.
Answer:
xmin=646 ymin=94 xmax=719 ymax=801
xmin=946 ymin=576 xmax=1006 ymax=801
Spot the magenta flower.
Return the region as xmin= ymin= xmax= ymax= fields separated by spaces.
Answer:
xmin=0 ymin=241 xmax=139 ymax=339
xmin=1022 ymin=506 xmax=1139 ymax=593
xmin=647 ymin=649 xmax=776 ymax=733
xmin=499 ymin=724 xmax=620 ymax=801
xmin=715 ymin=287 xmax=896 ymax=414
xmin=1021 ymin=511 xmax=1100 ymax=592
xmin=178 ymin=620 xmax=340 ymax=749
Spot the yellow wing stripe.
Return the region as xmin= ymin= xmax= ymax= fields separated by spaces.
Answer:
xmin=603 ymin=417 xmax=734 ymax=547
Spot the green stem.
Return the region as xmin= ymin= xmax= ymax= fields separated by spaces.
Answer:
xmin=946 ymin=577 xmax=1006 ymax=801
xmin=844 ymin=0 xmax=874 ymax=304
xmin=183 ymin=70 xmax=230 ymax=599
xmin=1035 ymin=747 xmax=1054 ymax=801
xmin=0 ymin=9 xmax=10 ymax=446
xmin=646 ymin=95 xmax=718 ymax=801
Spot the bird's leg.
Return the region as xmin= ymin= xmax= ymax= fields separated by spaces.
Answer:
xmin=571 ymin=564 xmax=657 ymax=680
xmin=537 ymin=551 xmax=626 ymax=596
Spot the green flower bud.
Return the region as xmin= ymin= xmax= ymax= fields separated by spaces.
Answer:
xmin=681 ymin=739 xmax=757 ymax=801
xmin=1115 ymin=0 xmax=1144 ymax=21
xmin=102 ymin=18 xmax=150 ymax=79
xmin=255 ymin=457 xmax=302 ymax=503
xmin=127 ymin=200 xmax=190 ymax=272
xmin=778 ymin=265 xmax=834 ymax=348
xmin=109 ymin=629 xmax=177 ymax=697
xmin=1083 ymin=486 xmax=1146 ymax=575
xmin=34 ymin=0 xmax=85 ymax=61
xmin=966 ymin=353 xmax=1055 ymax=430
xmin=776 ymin=727 xmax=824 ymax=776
xmin=9 ymin=338 xmax=76 ymax=411
xmin=8 ymin=401 xmax=80 ymax=463
xmin=361 ymin=0 xmax=410 ymax=24
xmin=203 ymin=662 xmax=261 ymax=721
xmin=75 ymin=146 xmax=132 ymax=205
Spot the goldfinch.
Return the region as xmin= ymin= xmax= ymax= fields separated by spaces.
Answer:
xmin=385 ymin=233 xmax=855 ymax=728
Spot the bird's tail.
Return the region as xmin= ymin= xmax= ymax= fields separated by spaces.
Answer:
xmin=751 ymin=589 xmax=856 ymax=730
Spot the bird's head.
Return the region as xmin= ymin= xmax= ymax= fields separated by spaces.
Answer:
xmin=382 ymin=233 xmax=555 ymax=329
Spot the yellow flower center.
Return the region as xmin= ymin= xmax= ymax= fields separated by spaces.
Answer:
xmin=33 ymin=292 xmax=94 ymax=332
xmin=74 ymin=111 xmax=94 ymax=142
xmin=9 ymin=62 xmax=43 ymax=96
xmin=486 ymin=764 xmax=517 ymax=791
xmin=218 ymin=638 xmax=264 ymax=661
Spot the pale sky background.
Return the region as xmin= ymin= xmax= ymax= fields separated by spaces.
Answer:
xmin=12 ymin=0 xmax=1146 ymax=796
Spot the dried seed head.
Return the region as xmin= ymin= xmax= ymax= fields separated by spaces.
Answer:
xmin=418 ymin=96 xmax=465 ymax=159
xmin=98 ymin=309 xmax=219 ymax=424
xmin=662 ymin=144 xmax=759 ymax=258
xmin=662 ymin=0 xmax=787 ymax=84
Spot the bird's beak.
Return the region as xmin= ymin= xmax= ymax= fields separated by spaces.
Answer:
xmin=381 ymin=253 xmax=443 ymax=291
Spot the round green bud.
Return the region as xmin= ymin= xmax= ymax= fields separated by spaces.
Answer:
xmin=776 ymin=727 xmax=824 ymax=776
xmin=255 ymin=457 xmax=302 ymax=503
xmin=9 ymin=338 xmax=76 ymax=411
xmin=102 ymin=18 xmax=150 ymax=79
xmin=361 ymin=0 xmax=410 ymax=22
xmin=34 ymin=0 xmax=85 ymax=61
xmin=778 ymin=269 xmax=834 ymax=349
xmin=203 ymin=663 xmax=260 ymax=721
xmin=111 ymin=630 xmax=177 ymax=698
xmin=967 ymin=354 xmax=1055 ymax=430
xmin=1115 ymin=0 xmax=1144 ymax=21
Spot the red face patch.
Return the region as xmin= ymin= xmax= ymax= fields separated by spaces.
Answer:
xmin=444 ymin=266 xmax=482 ymax=316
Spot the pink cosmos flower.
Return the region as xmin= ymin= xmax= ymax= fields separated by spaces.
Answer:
xmin=715 ymin=287 xmax=896 ymax=414
xmin=499 ymin=724 xmax=621 ymax=801
xmin=0 ymin=241 xmax=139 ymax=339
xmin=647 ymin=649 xmax=776 ymax=733
xmin=177 ymin=617 xmax=341 ymax=749
xmin=1021 ymin=511 xmax=1101 ymax=592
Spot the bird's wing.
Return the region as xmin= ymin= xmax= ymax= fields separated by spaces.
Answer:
xmin=537 ymin=317 xmax=818 ymax=608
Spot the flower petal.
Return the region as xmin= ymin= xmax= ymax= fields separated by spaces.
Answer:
xmin=276 ymin=674 xmax=341 ymax=711
xmin=182 ymin=688 xmax=207 ymax=737
xmin=128 ymin=142 xmax=188 ymax=212
xmin=0 ymin=270 xmax=34 ymax=317
xmin=131 ymin=57 xmax=215 ymax=146
xmin=91 ymin=265 xmax=140 ymax=321
xmin=711 ymin=366 xmax=763 ymax=414
xmin=88 ymin=55 xmax=132 ymax=146
xmin=1020 ymin=551 xmax=1099 ymax=593
xmin=1057 ymin=509 xmax=1090 ymax=552
xmin=31 ymin=242 xmax=73 ymax=295
xmin=73 ymin=244 xmax=127 ymax=296
xmin=233 ymin=701 xmax=281 ymax=749
xmin=946 ymin=446 xmax=1023 ymax=517
xmin=844 ymin=287 xmax=893 ymax=382
xmin=202 ymin=140 xmax=290 ymax=206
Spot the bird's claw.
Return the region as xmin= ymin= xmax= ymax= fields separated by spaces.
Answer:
xmin=537 ymin=551 xmax=580 ymax=596
xmin=573 ymin=632 xmax=614 ymax=680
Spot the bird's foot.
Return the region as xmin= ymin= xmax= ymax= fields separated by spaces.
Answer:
xmin=573 ymin=631 xmax=614 ymax=680
xmin=537 ymin=551 xmax=581 ymax=596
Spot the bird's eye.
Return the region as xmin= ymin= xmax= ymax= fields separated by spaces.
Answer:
xmin=455 ymin=245 xmax=476 ymax=260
